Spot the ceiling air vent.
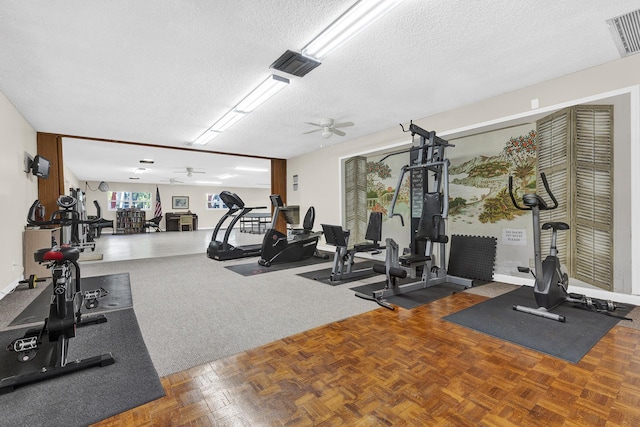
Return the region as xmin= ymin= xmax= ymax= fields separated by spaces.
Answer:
xmin=608 ymin=9 xmax=640 ymax=57
xmin=270 ymin=50 xmax=321 ymax=77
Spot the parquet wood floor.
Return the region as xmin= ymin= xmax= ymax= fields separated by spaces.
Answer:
xmin=92 ymin=291 xmax=640 ymax=426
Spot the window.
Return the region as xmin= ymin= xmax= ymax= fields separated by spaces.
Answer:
xmin=206 ymin=193 xmax=228 ymax=210
xmin=108 ymin=191 xmax=152 ymax=210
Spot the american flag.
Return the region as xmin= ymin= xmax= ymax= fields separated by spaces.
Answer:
xmin=154 ymin=186 xmax=162 ymax=218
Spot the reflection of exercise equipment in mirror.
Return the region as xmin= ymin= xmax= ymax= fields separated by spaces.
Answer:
xmin=355 ymin=123 xmax=473 ymax=309
xmin=258 ymin=195 xmax=325 ymax=267
xmin=508 ymin=173 xmax=628 ymax=322
xmin=0 ymin=199 xmax=113 ymax=394
xmin=91 ymin=200 xmax=114 ymax=237
xmin=207 ymin=191 xmax=267 ymax=261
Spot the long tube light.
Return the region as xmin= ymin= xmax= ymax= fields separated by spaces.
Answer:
xmin=191 ymin=74 xmax=289 ymax=146
xmin=302 ymin=0 xmax=404 ymax=61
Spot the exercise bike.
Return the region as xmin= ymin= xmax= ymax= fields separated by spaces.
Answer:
xmin=0 ymin=197 xmax=114 ymax=394
xmin=258 ymin=195 xmax=325 ymax=267
xmin=508 ymin=173 xmax=624 ymax=322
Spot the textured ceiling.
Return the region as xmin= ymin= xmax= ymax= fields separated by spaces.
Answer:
xmin=0 ymin=0 xmax=637 ymax=187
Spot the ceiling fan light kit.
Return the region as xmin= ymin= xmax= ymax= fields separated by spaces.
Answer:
xmin=304 ymin=118 xmax=355 ymax=138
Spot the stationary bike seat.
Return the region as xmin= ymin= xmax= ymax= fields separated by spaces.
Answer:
xmin=35 ymin=246 xmax=80 ymax=263
xmin=542 ymin=222 xmax=570 ymax=231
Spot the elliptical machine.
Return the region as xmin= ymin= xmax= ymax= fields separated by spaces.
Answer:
xmin=0 ymin=197 xmax=113 ymax=394
xmin=508 ymin=173 xmax=624 ymax=322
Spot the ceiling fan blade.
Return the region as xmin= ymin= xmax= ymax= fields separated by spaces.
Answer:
xmin=194 ymin=170 xmax=205 ymax=174
xmin=332 ymin=128 xmax=346 ymax=137
xmin=303 ymin=128 xmax=322 ymax=134
xmin=333 ymin=121 xmax=354 ymax=128
xmin=304 ymin=122 xmax=322 ymax=127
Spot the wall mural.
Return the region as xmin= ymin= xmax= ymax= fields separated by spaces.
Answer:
xmin=364 ymin=125 xmax=536 ymax=222
xmin=449 ymin=127 xmax=536 ymax=224
xmin=362 ymin=123 xmax=537 ymax=274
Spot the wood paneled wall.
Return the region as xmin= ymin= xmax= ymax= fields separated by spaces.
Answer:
xmin=271 ymin=158 xmax=287 ymax=233
xmin=36 ymin=133 xmax=64 ymax=219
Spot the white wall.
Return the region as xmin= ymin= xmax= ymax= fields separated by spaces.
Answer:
xmin=82 ymin=181 xmax=270 ymax=230
xmin=288 ymin=54 xmax=640 ymax=295
xmin=0 ymin=90 xmax=38 ymax=295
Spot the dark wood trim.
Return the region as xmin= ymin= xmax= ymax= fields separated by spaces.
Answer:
xmin=55 ymin=133 xmax=283 ymax=161
xmin=270 ymin=159 xmax=287 ymax=233
xmin=36 ymin=133 xmax=64 ymax=218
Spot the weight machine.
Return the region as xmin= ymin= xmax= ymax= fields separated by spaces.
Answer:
xmin=66 ymin=188 xmax=96 ymax=252
xmin=356 ymin=123 xmax=472 ymax=309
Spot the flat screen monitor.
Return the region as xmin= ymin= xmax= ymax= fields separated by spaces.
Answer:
xmin=31 ymin=155 xmax=50 ymax=179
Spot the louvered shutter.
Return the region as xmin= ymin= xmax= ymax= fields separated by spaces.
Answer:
xmin=344 ymin=156 xmax=367 ymax=245
xmin=536 ymin=109 xmax=571 ymax=269
xmin=572 ymin=106 xmax=613 ymax=290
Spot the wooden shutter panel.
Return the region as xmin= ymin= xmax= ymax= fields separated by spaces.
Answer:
xmin=572 ymin=106 xmax=613 ymax=290
xmin=536 ymin=109 xmax=571 ymax=268
xmin=344 ymin=156 xmax=367 ymax=244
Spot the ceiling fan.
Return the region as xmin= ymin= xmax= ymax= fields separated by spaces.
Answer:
xmin=174 ymin=167 xmax=205 ymax=177
xmin=303 ymin=118 xmax=354 ymax=138
xmin=161 ymin=177 xmax=183 ymax=185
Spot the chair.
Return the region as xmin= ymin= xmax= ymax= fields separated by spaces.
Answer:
xmin=179 ymin=215 xmax=193 ymax=231
xmin=144 ymin=216 xmax=162 ymax=232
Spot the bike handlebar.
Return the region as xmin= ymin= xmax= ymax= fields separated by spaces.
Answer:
xmin=27 ymin=199 xmax=102 ymax=227
xmin=508 ymin=173 xmax=559 ymax=211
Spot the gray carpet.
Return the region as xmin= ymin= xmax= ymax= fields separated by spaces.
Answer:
xmin=0 ymin=308 xmax=164 ymax=426
xmin=77 ymin=253 xmax=375 ymax=377
xmin=9 ymin=272 xmax=132 ymax=326
xmin=444 ymin=286 xmax=633 ymax=363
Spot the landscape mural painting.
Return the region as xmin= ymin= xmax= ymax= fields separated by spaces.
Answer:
xmin=363 ymin=123 xmax=537 ymax=274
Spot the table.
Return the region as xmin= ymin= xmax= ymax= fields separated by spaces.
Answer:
xmin=239 ymin=213 xmax=271 ymax=234
xmin=165 ymin=213 xmax=198 ymax=231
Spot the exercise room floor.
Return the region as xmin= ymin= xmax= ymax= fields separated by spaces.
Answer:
xmin=82 ymin=229 xmax=640 ymax=426
xmin=87 ymin=228 xmax=263 ymax=263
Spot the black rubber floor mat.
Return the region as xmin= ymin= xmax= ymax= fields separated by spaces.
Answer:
xmin=444 ymin=286 xmax=633 ymax=363
xmin=351 ymin=281 xmax=467 ymax=309
xmin=9 ymin=273 xmax=132 ymax=326
xmin=225 ymin=254 xmax=331 ymax=276
xmin=447 ymin=235 xmax=497 ymax=282
xmin=297 ymin=261 xmax=379 ymax=286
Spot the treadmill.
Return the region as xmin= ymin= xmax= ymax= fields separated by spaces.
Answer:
xmin=207 ymin=191 xmax=267 ymax=261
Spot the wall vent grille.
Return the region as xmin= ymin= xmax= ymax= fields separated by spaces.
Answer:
xmin=270 ymin=50 xmax=321 ymax=77
xmin=608 ymin=9 xmax=640 ymax=57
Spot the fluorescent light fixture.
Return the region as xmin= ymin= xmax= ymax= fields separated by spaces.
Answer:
xmin=234 ymin=166 xmax=268 ymax=172
xmin=192 ymin=129 xmax=222 ymax=146
xmin=302 ymin=0 xmax=404 ymax=60
xmin=191 ymin=74 xmax=289 ymax=146
xmin=210 ymin=110 xmax=247 ymax=132
xmin=236 ymin=75 xmax=290 ymax=112
xmin=195 ymin=180 xmax=223 ymax=185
